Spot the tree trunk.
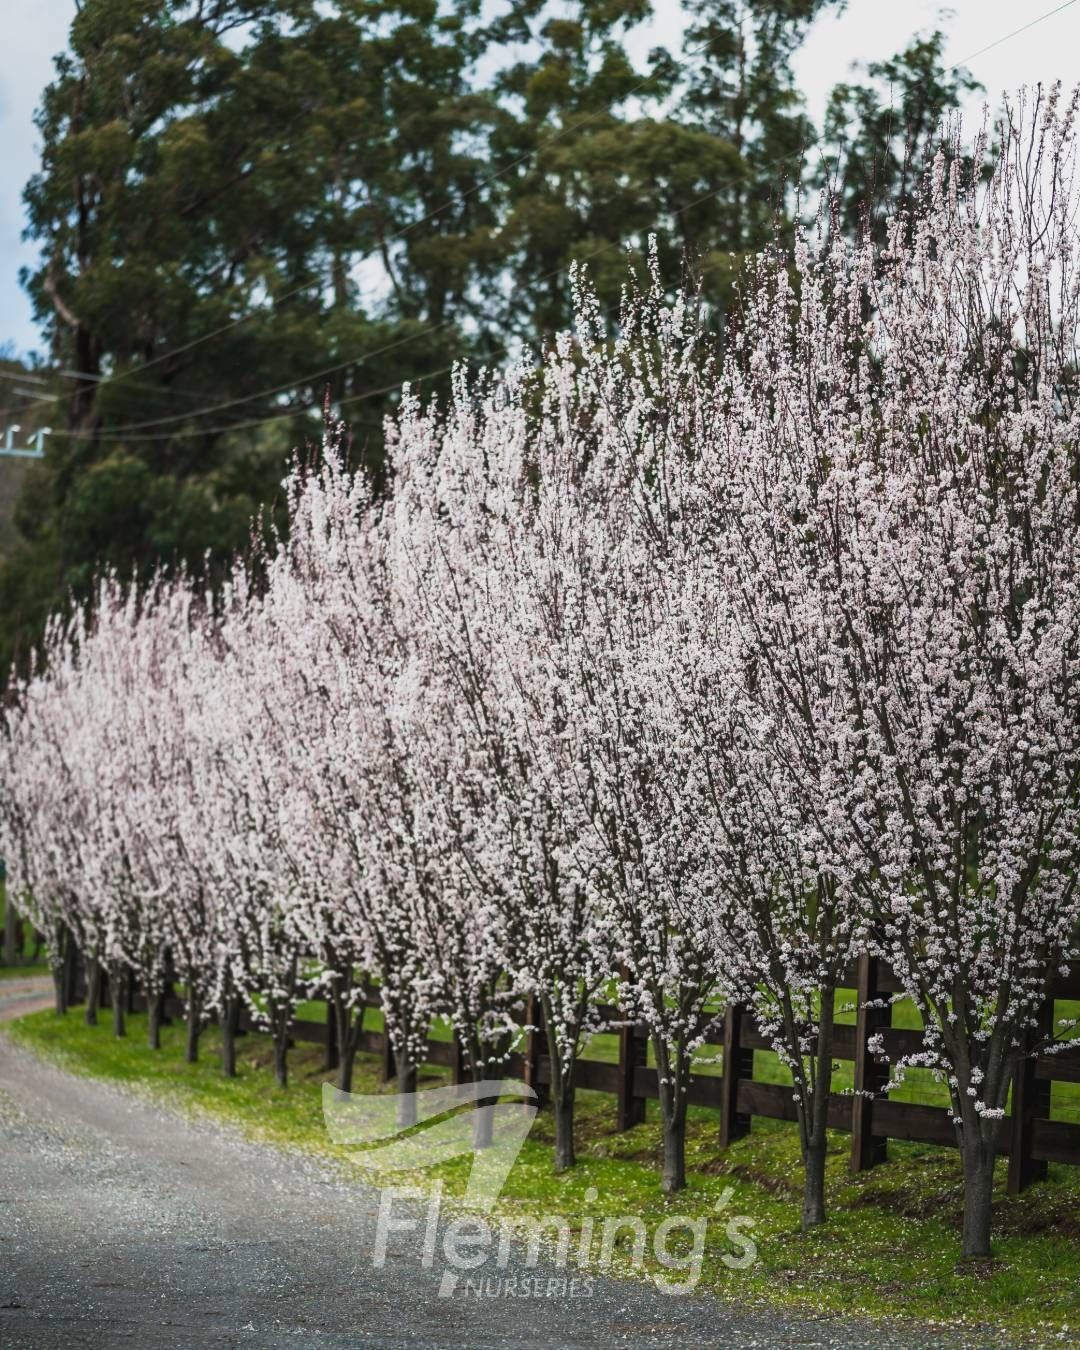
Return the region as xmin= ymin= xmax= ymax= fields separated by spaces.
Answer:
xmin=543 ymin=1009 xmax=576 ymax=1172
xmin=221 ymin=994 xmax=239 ymax=1078
xmin=147 ymin=990 xmax=163 ymax=1050
xmin=661 ymin=1101 xmax=687 ymax=1193
xmin=468 ymin=1037 xmax=494 ymax=1149
xmin=655 ymin=1038 xmax=689 ymax=1194
xmin=797 ymin=984 xmax=836 ymax=1231
xmin=331 ymin=986 xmax=368 ymax=1095
xmin=110 ymin=965 xmax=126 ymax=1038
xmin=3 ymin=896 xmax=18 ymax=966
xmin=397 ymin=1051 xmax=417 ymax=1128
xmin=84 ymin=956 xmax=101 ymax=1026
xmin=802 ymin=1134 xmax=828 ymax=1229
xmin=553 ymin=1081 xmax=576 ymax=1173
xmin=52 ymin=959 xmax=68 ymax=1016
xmin=336 ymin=1037 xmax=355 ymax=1093
xmin=273 ymin=1031 xmax=289 ymax=1089
xmin=959 ymin=1129 xmax=997 ymax=1260
xmin=64 ymin=936 xmax=79 ymax=1009
xmin=185 ymin=992 xmax=200 ymax=1064
xmin=472 ymin=1096 xmax=495 ymax=1149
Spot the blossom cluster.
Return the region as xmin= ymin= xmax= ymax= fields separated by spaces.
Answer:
xmin=4 ymin=88 xmax=1080 ymax=1257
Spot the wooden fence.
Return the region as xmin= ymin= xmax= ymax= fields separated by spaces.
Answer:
xmin=98 ymin=954 xmax=1080 ymax=1195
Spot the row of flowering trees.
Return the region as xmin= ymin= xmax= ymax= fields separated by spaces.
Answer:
xmin=4 ymin=88 xmax=1080 ymax=1261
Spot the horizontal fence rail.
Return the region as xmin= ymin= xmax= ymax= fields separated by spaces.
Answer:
xmin=90 ymin=953 xmax=1080 ymax=1195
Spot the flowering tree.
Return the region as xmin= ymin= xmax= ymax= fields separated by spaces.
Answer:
xmin=703 ymin=88 xmax=1080 ymax=1255
xmin=5 ymin=87 xmax=1079 ymax=1261
xmin=389 ymin=370 xmax=614 ymax=1167
xmin=815 ymin=90 xmax=1080 ymax=1259
xmin=514 ymin=277 xmax=725 ymax=1193
xmin=1 ymin=617 xmax=93 ymax=1016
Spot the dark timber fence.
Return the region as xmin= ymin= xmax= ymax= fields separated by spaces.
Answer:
xmin=84 ymin=957 xmax=1080 ymax=1196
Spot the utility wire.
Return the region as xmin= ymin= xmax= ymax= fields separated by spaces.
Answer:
xmin=45 ymin=0 xmax=1079 ymax=445
xmin=950 ymin=0 xmax=1078 ymax=68
xmin=45 ymin=27 xmax=718 ymax=397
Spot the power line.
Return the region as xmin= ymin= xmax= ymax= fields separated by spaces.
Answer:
xmin=0 ymin=368 xmax=49 ymax=388
xmin=949 ymin=0 xmax=1078 ymax=68
xmin=48 ymin=0 xmax=1075 ymax=446
xmin=57 ymin=159 xmax=796 ymax=446
xmin=57 ymin=28 xmax=718 ymax=396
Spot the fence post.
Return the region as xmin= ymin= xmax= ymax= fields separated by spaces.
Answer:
xmin=450 ymin=1031 xmax=466 ymax=1086
xmin=616 ymin=1017 xmax=646 ymax=1131
xmin=720 ymin=1004 xmax=753 ymax=1149
xmin=851 ymin=953 xmax=890 ymax=1172
xmin=324 ymin=996 xmax=340 ymax=1073
xmin=1008 ymin=997 xmax=1052 ymax=1195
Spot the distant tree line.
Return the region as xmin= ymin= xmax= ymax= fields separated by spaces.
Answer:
xmin=0 ymin=0 xmax=978 ymax=678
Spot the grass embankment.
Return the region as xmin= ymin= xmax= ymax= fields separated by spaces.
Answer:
xmin=0 ymin=893 xmax=48 ymax=981
xmin=0 ymin=963 xmax=49 ymax=982
xmin=6 ymin=1004 xmax=1080 ymax=1344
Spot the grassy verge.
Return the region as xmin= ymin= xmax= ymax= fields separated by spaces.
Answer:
xmin=0 ymin=889 xmax=47 ymax=980
xmin=0 ymin=963 xmax=49 ymax=981
xmin=5 ymin=1008 xmax=1080 ymax=1343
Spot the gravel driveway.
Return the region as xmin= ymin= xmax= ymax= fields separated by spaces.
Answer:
xmin=0 ymin=988 xmax=1007 ymax=1349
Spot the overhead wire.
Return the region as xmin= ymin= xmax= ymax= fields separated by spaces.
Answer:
xmin=36 ymin=0 xmax=1080 ymax=445
xmin=37 ymin=24 xmax=723 ymax=403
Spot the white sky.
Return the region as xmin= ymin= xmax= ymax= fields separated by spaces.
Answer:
xmin=2 ymin=0 xmax=1078 ymax=358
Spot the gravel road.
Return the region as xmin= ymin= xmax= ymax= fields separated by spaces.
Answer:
xmin=0 ymin=974 xmax=54 ymax=1024
xmin=0 ymin=985 xmax=1008 ymax=1349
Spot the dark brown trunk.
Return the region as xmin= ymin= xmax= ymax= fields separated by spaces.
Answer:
xmin=553 ymin=1085 xmax=576 ymax=1172
xmin=3 ymin=896 xmax=18 ymax=966
xmin=797 ymin=986 xmax=836 ymax=1231
xmin=959 ymin=1128 xmax=997 ymax=1260
xmin=110 ymin=965 xmax=126 ymax=1038
xmin=802 ymin=1135 xmax=828 ymax=1229
xmin=63 ymin=935 xmax=79 ymax=1009
xmin=544 ymin=1013 xmax=577 ymax=1172
xmin=185 ymin=992 xmax=200 ymax=1063
xmin=84 ymin=956 xmax=101 ymax=1026
xmin=335 ymin=1033 xmax=355 ymax=1093
xmin=273 ymin=1033 xmax=289 ymax=1089
xmin=654 ymin=1036 xmax=688 ymax=1194
xmin=471 ymin=1096 xmax=495 ymax=1149
xmin=52 ymin=961 xmax=68 ymax=1016
xmin=331 ymin=985 xmax=368 ymax=1094
xmin=221 ymin=994 xmax=239 ymax=1078
xmin=147 ymin=990 xmax=163 ymax=1050
xmin=396 ymin=1052 xmax=417 ymax=1128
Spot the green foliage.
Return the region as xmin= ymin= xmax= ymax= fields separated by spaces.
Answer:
xmin=816 ymin=29 xmax=984 ymax=238
xmin=2 ymin=1 xmax=980 ymax=679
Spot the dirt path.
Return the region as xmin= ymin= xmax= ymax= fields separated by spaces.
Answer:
xmin=0 ymin=1018 xmax=995 ymax=1349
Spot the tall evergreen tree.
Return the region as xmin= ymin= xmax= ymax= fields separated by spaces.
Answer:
xmin=815 ymin=30 xmax=982 ymax=238
xmin=0 ymin=0 xmax=993 ymax=680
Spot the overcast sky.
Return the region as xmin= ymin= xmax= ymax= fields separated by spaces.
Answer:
xmin=2 ymin=0 xmax=1078 ymax=358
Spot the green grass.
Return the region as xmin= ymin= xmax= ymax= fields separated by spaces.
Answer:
xmin=6 ymin=1007 xmax=1080 ymax=1343
xmin=0 ymin=907 xmax=47 ymax=982
xmin=0 ymin=891 xmax=47 ymax=981
xmin=0 ymin=963 xmax=49 ymax=981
